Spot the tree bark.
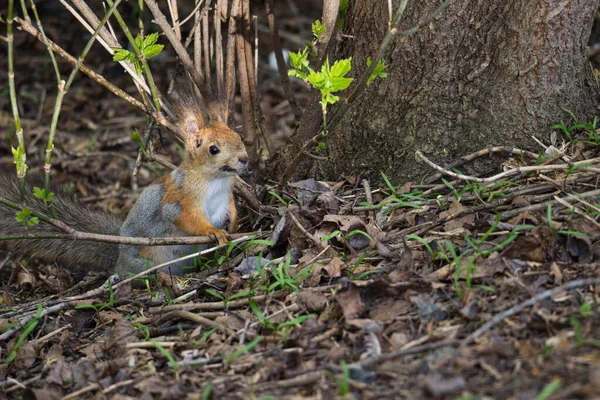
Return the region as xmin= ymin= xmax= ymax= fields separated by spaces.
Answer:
xmin=271 ymin=0 xmax=600 ymax=185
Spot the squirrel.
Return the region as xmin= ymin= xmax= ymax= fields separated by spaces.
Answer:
xmin=0 ymin=81 xmax=248 ymax=279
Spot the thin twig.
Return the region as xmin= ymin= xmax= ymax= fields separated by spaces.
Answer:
xmin=424 ymin=146 xmax=541 ymax=184
xmin=215 ymin=0 xmax=224 ymax=93
xmin=263 ymin=0 xmax=301 ymax=121
xmin=113 ymin=236 xmax=251 ymax=289
xmin=417 ymin=151 xmax=600 ymax=184
xmin=0 ymin=195 xmax=249 ymax=246
xmin=553 ymin=196 xmax=600 ymax=229
xmin=7 ymin=0 xmax=26 ymax=201
xmin=144 ymin=0 xmax=222 ymax=119
xmin=460 ymin=278 xmax=600 ymax=349
xmin=16 ymin=18 xmax=145 ymax=112
xmin=225 ymin=0 xmax=241 ymax=123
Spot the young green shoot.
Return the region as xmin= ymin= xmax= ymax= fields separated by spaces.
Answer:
xmin=5 ymin=301 xmax=43 ymax=364
xmin=338 ymin=360 xmax=350 ymax=397
xmin=226 ymin=336 xmax=264 ymax=367
xmin=150 ymin=340 xmax=178 ymax=376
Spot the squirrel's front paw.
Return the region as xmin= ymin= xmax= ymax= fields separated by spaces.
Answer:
xmin=209 ymin=229 xmax=230 ymax=245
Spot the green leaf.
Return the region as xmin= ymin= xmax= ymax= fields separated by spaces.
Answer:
xmin=143 ymin=44 xmax=164 ymax=59
xmin=322 ymin=230 xmax=342 ymax=241
xmin=534 ymin=378 xmax=562 ymax=400
xmin=133 ymin=59 xmax=143 ymax=75
xmin=288 ymin=69 xmax=308 ymax=80
xmin=143 ymin=32 xmax=159 ymax=47
xmin=289 ymin=48 xmax=309 ymax=70
xmin=113 ymin=48 xmax=133 ymax=62
xmin=135 ymin=34 xmax=143 ymax=49
xmin=330 ymin=76 xmax=353 ymax=91
xmin=307 ymin=70 xmax=327 ymax=89
xmin=33 ymin=187 xmax=54 ymax=205
xmin=330 ymin=58 xmax=352 ymax=78
xmin=366 ymin=57 xmax=389 ymax=85
xmin=15 ymin=207 xmax=39 ymax=228
xmin=312 ymin=20 xmax=325 ymax=41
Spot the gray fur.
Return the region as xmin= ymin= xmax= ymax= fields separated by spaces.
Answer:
xmin=0 ymin=170 xmax=121 ymax=272
xmin=171 ymin=169 xmax=185 ymax=188
xmin=0 ymin=167 xmax=227 ymax=281
xmin=115 ymin=182 xmax=211 ymax=277
xmin=162 ymin=201 xmax=182 ymax=223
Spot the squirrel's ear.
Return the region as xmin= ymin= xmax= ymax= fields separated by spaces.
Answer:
xmin=184 ymin=118 xmax=203 ymax=152
xmin=169 ymin=79 xmax=210 ymax=130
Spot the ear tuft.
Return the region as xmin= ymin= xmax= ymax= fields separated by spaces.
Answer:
xmin=185 ymin=118 xmax=200 ymax=137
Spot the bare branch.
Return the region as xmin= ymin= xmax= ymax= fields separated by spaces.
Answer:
xmin=264 ymin=0 xmax=302 ymax=121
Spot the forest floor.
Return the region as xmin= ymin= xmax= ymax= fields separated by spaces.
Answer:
xmin=1 ymin=1 xmax=600 ymax=399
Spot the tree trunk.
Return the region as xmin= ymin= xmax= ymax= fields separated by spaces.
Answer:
xmin=272 ymin=0 xmax=600 ymax=185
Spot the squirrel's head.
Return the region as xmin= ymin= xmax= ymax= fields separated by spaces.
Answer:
xmin=169 ymin=80 xmax=248 ymax=178
xmin=184 ymin=120 xmax=248 ymax=177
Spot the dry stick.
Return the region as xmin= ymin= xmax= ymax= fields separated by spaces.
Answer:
xmin=16 ymin=19 xmax=145 ymax=112
xmin=194 ymin=0 xmax=202 ymax=75
xmin=263 ymin=0 xmax=301 ymax=121
xmin=7 ymin=0 xmax=26 ymax=201
xmin=424 ymin=146 xmax=541 ymax=184
xmin=358 ymin=338 xmax=458 ymax=369
xmin=241 ymin=0 xmax=274 ymax=156
xmin=145 ymin=0 xmax=220 ymax=119
xmin=0 ymin=195 xmax=248 ymax=246
xmin=153 ymin=310 xmax=236 ymax=335
xmin=236 ymin=0 xmax=258 ymax=165
xmin=316 ymin=0 xmax=340 ymax=66
xmin=104 ymin=0 xmax=162 ymax=114
xmin=253 ymin=15 xmax=258 ymax=83
xmin=182 ymin=4 xmax=207 ymax=51
xmin=215 ymin=0 xmax=224 ymax=93
xmin=168 ymin=0 xmax=182 ymax=41
xmin=460 ymin=278 xmax=600 ymax=350
xmin=149 ymin=292 xmax=286 ymax=313
xmin=178 ymin=0 xmax=207 ymax=27
xmin=0 ymin=302 xmax=70 ymax=342
xmin=362 ymin=179 xmax=376 ymax=222
xmin=553 ymin=196 xmax=600 ymax=229
xmin=289 ymin=212 xmax=324 ymax=249
xmin=202 ymin=6 xmax=211 ymax=83
xmin=571 ymin=195 xmax=600 ymax=215
xmin=112 ymin=236 xmax=251 ymax=289
xmin=66 ymin=0 xmax=157 ymax=104
xmin=30 ymin=0 xmax=60 ymax=88
xmin=417 ymin=151 xmax=600 ymax=184
xmin=254 ymin=371 xmax=323 ymax=392
xmin=225 ymin=0 xmax=241 ymax=122
xmin=325 ymin=0 xmax=455 ymax=134
xmin=499 ymin=188 xmax=600 ymax=220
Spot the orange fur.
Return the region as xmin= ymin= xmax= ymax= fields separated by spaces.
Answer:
xmin=158 ymin=121 xmax=247 ymax=245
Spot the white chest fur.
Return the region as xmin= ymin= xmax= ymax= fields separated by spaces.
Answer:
xmin=203 ymin=177 xmax=232 ymax=229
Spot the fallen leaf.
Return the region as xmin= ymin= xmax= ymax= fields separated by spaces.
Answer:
xmin=297 ymin=291 xmax=328 ymax=312
xmin=336 ymin=282 xmax=365 ymax=320
xmin=441 ymin=201 xmax=475 ymax=232
xmin=424 ymin=373 xmax=466 ymax=398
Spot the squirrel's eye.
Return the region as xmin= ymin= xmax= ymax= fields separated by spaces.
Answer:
xmin=209 ymin=145 xmax=220 ymax=155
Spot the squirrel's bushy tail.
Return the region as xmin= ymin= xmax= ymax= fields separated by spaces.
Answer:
xmin=0 ymin=171 xmax=122 ymax=270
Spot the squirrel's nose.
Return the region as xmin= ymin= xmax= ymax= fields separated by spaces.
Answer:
xmin=237 ymin=157 xmax=249 ymax=173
